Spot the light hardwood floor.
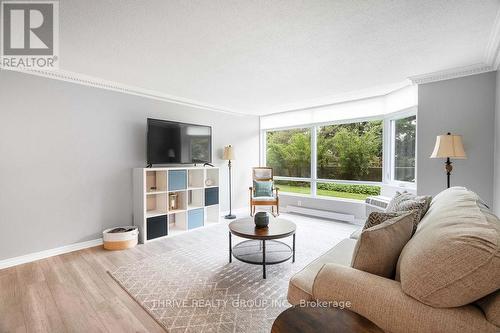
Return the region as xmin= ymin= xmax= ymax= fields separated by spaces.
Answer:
xmin=0 ymin=213 xmax=358 ymax=333
xmin=0 ymin=243 xmax=178 ymax=333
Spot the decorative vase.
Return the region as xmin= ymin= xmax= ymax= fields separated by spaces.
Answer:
xmin=254 ymin=212 xmax=270 ymax=228
xmin=169 ymin=193 xmax=178 ymax=210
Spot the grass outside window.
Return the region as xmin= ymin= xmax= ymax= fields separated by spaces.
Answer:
xmin=274 ymin=180 xmax=311 ymax=195
xmin=275 ymin=180 xmax=381 ymax=201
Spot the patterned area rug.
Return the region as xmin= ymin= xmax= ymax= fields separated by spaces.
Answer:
xmin=110 ymin=214 xmax=357 ymax=333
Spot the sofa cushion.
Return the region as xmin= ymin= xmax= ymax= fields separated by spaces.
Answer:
xmin=287 ymin=238 xmax=357 ymax=305
xmin=351 ymin=211 xmax=416 ymax=278
xmin=251 ymin=196 xmax=275 ymax=201
xmin=475 ymin=290 xmax=500 ymax=326
xmin=398 ymin=187 xmax=500 ymax=308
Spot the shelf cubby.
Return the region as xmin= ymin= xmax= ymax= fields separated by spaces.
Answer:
xmin=146 ymin=170 xmax=167 ymax=193
xmin=205 ymin=204 xmax=220 ymax=224
xmin=188 ymin=188 xmax=204 ymax=209
xmin=205 ymin=187 xmax=219 ymax=206
xmin=168 ymin=190 xmax=187 ymax=212
xmin=147 ymin=215 xmax=168 ymax=240
xmin=168 ymin=170 xmax=187 ymax=191
xmin=169 ymin=212 xmax=187 ymax=234
xmin=205 ymin=168 xmax=219 ymax=187
xmin=188 ymin=169 xmax=205 ymax=189
xmin=188 ymin=208 xmax=204 ymax=230
xmin=146 ymin=193 xmax=168 ymax=218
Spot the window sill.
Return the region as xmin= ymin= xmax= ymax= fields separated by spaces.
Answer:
xmin=279 ymin=181 xmax=416 ymax=203
xmin=384 ymin=182 xmax=416 ymax=192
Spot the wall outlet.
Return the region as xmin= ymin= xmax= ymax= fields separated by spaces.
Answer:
xmin=297 ymin=200 xmax=302 ymax=207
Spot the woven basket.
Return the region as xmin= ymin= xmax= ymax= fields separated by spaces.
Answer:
xmin=102 ymin=226 xmax=138 ymax=250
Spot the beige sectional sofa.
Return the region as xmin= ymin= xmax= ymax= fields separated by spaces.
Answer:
xmin=288 ymin=187 xmax=500 ymax=333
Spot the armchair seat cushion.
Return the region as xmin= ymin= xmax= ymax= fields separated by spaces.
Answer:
xmin=288 ymin=238 xmax=357 ymax=304
xmin=312 ymin=263 xmax=498 ymax=333
xmin=252 ymin=196 xmax=276 ymax=201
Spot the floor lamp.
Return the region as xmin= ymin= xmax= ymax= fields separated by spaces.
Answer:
xmin=430 ymin=133 xmax=467 ymax=188
xmin=223 ymin=145 xmax=236 ymax=219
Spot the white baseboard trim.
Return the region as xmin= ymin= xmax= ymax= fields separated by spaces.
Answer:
xmin=0 ymin=238 xmax=103 ymax=270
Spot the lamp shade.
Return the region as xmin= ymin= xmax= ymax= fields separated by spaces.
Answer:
xmin=223 ymin=145 xmax=234 ymax=160
xmin=430 ymin=134 xmax=467 ymax=159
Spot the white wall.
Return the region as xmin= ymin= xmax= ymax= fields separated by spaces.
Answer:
xmin=417 ymin=72 xmax=496 ymax=205
xmin=494 ymin=71 xmax=500 ymax=215
xmin=0 ymin=71 xmax=259 ymax=260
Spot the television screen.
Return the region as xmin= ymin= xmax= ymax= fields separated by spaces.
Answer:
xmin=147 ymin=118 xmax=212 ymax=165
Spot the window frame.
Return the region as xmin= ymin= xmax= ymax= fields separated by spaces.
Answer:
xmin=386 ymin=109 xmax=417 ymax=187
xmin=260 ymin=107 xmax=417 ymax=199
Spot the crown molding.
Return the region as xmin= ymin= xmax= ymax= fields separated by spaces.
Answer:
xmin=411 ymin=6 xmax=500 ymax=85
xmin=485 ymin=6 xmax=500 ymax=69
xmin=9 ymin=68 xmax=249 ymax=117
xmin=408 ymin=63 xmax=494 ymax=85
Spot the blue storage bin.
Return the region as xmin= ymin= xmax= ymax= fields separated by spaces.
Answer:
xmin=147 ymin=215 xmax=168 ymax=240
xmin=188 ymin=208 xmax=204 ymax=229
xmin=205 ymin=187 xmax=219 ymax=206
xmin=168 ymin=170 xmax=187 ymax=191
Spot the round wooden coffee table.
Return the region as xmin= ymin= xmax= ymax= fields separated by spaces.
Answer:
xmin=271 ymin=305 xmax=384 ymax=333
xmin=228 ymin=217 xmax=296 ymax=279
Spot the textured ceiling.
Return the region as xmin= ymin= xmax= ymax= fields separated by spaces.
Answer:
xmin=58 ymin=0 xmax=499 ymax=115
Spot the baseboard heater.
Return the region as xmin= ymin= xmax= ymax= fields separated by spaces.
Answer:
xmin=286 ymin=205 xmax=355 ymax=223
xmin=365 ymin=196 xmax=390 ymax=215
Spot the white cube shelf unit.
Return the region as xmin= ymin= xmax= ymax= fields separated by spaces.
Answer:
xmin=133 ymin=166 xmax=220 ymax=243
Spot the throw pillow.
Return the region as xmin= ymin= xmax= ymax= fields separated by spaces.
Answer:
xmin=363 ymin=211 xmax=404 ymax=230
xmin=253 ymin=180 xmax=273 ymax=197
xmin=396 ymin=196 xmax=431 ymax=219
xmin=386 ymin=192 xmax=432 ymax=232
xmin=385 ymin=191 xmax=410 ymax=212
xmin=351 ymin=211 xmax=417 ymax=278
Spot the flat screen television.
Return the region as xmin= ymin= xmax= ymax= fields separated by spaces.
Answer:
xmin=147 ymin=118 xmax=212 ymax=165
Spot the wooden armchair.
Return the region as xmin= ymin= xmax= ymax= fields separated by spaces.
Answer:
xmin=249 ymin=167 xmax=280 ymax=216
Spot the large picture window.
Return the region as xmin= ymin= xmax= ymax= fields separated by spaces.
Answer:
xmin=266 ymin=128 xmax=311 ymax=178
xmin=317 ymin=120 xmax=383 ymax=182
xmin=393 ymin=115 xmax=416 ymax=182
xmin=263 ymin=111 xmax=416 ymax=201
